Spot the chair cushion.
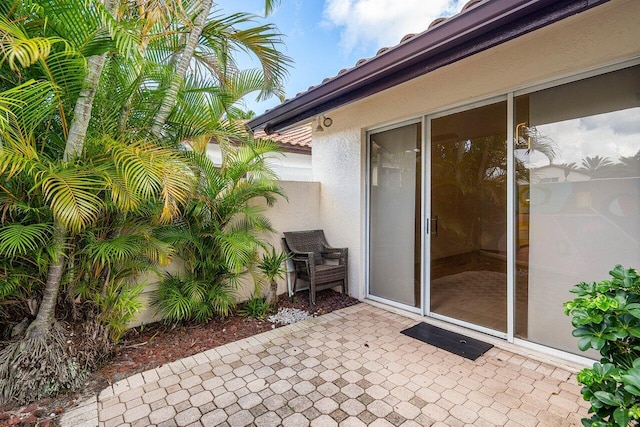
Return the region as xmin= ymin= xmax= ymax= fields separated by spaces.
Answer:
xmin=299 ymin=264 xmax=346 ymax=284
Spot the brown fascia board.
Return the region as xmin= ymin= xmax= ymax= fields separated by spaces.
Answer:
xmin=209 ymin=136 xmax=311 ymax=155
xmin=279 ymin=144 xmax=311 ymax=155
xmin=247 ymin=0 xmax=611 ymax=134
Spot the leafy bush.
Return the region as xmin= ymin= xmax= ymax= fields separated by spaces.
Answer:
xmin=239 ymin=296 xmax=271 ymax=319
xmin=153 ymin=142 xmax=285 ymax=323
xmin=153 ymin=273 xmax=236 ymax=322
xmin=257 ymin=246 xmax=288 ymax=307
xmin=564 ymin=265 xmax=640 ymax=426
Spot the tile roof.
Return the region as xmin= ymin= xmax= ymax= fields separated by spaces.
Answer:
xmin=247 ymin=0 xmax=609 ymax=133
xmin=254 ymin=125 xmax=311 ymax=154
xmin=269 ymin=0 xmax=485 ymax=110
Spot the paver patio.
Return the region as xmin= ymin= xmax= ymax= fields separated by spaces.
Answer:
xmin=62 ymin=303 xmax=590 ymax=426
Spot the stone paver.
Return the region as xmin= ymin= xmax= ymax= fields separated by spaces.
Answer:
xmin=62 ymin=303 xmax=589 ymax=426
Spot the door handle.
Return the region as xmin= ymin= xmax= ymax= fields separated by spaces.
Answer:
xmin=427 ymin=216 xmax=438 ymax=236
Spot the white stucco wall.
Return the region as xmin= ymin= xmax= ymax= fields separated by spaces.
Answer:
xmin=245 ymin=180 xmax=322 ymax=301
xmin=205 ymin=144 xmax=312 ymax=181
xmin=310 ymin=0 xmax=639 ymax=301
xmin=312 ymin=130 xmax=364 ymax=299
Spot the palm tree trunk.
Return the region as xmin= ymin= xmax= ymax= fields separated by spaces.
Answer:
xmin=151 ymin=0 xmax=212 ymax=138
xmin=267 ymin=279 xmax=277 ymax=306
xmin=25 ymin=228 xmax=65 ymax=339
xmin=28 ymin=0 xmax=117 ymax=336
xmin=64 ymin=0 xmax=116 ymax=160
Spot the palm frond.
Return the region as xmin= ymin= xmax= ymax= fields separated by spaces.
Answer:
xmin=199 ymin=11 xmax=291 ymax=100
xmin=0 ymin=223 xmax=52 ymax=256
xmin=36 ymin=165 xmax=106 ymax=232
xmin=0 ymin=80 xmax=57 ymax=138
xmin=0 ymin=15 xmax=69 ymax=71
xmin=217 ymin=230 xmax=259 ymax=274
xmin=84 ymin=234 xmax=144 ymax=269
xmin=106 ymin=138 xmax=195 ymax=220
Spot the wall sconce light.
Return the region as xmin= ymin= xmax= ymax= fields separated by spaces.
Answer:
xmin=314 ymin=115 xmax=333 ymax=132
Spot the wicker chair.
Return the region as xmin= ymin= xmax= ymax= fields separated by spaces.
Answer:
xmin=282 ymin=230 xmax=348 ymax=306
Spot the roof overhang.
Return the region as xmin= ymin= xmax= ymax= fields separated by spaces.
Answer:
xmin=247 ymin=0 xmax=611 ymax=134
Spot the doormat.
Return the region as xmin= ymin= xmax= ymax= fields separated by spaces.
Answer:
xmin=401 ymin=322 xmax=493 ymax=361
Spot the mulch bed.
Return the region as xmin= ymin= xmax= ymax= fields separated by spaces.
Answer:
xmin=0 ymin=290 xmax=360 ymax=426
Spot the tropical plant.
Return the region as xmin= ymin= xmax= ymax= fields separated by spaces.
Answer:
xmin=564 ymin=265 xmax=640 ymax=426
xmin=580 ymin=155 xmax=614 ymax=178
xmin=258 ymin=246 xmax=289 ymax=307
xmin=430 ymin=133 xmax=508 ymax=256
xmin=153 ymin=138 xmax=286 ymax=322
xmin=238 ymin=295 xmax=271 ymax=319
xmin=0 ymin=0 xmax=290 ymax=404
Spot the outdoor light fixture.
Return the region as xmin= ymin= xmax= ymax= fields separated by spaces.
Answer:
xmin=314 ymin=115 xmax=333 ymax=132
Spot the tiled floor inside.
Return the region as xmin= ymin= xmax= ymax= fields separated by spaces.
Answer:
xmin=63 ymin=303 xmax=590 ymax=426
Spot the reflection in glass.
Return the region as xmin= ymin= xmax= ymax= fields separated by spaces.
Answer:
xmin=430 ymin=101 xmax=507 ymax=332
xmin=515 ymin=65 xmax=640 ymax=355
xmin=369 ymin=123 xmax=421 ymax=307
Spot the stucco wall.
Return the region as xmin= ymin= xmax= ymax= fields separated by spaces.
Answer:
xmin=130 ymin=180 xmax=321 ymax=327
xmin=206 ymin=144 xmax=312 ymax=181
xmin=310 ymin=0 xmax=639 ymax=301
xmin=242 ymin=180 xmax=322 ymax=302
xmin=312 ymin=130 xmax=364 ymax=299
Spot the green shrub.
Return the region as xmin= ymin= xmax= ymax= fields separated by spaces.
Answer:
xmin=564 ymin=265 xmax=640 ymax=426
xmin=238 ymin=295 xmax=271 ymax=319
xmin=152 ymin=143 xmax=286 ymax=324
xmin=257 ymin=246 xmax=288 ymax=307
xmin=153 ymin=273 xmax=236 ymax=322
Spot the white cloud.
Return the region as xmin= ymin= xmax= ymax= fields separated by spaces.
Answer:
xmin=322 ymin=0 xmax=467 ymax=54
xmin=535 ymin=107 xmax=640 ymax=166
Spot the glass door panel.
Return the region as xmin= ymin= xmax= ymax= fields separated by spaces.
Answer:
xmin=514 ymin=65 xmax=640 ymax=355
xmin=369 ymin=123 xmax=421 ymax=308
xmin=430 ymin=101 xmax=507 ymax=332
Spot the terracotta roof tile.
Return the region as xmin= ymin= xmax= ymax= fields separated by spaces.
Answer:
xmin=254 ymin=125 xmax=312 ymax=154
xmin=274 ymin=0 xmax=486 ymax=108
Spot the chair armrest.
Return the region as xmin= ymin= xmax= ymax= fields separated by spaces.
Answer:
xmin=321 ymin=246 xmax=348 ymax=264
xmin=321 ymin=251 xmax=343 ymax=259
xmin=291 ymin=252 xmax=316 ymax=268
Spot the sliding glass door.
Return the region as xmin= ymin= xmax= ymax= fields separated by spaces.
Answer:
xmin=368 ymin=122 xmax=422 ymax=308
xmin=429 ymin=101 xmax=508 ymax=333
xmin=366 ymin=63 xmax=639 ymax=355
xmin=514 ymin=65 xmax=640 ymax=355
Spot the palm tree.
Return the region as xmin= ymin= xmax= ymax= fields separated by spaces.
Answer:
xmin=0 ymin=0 xmax=290 ymax=404
xmin=580 ymin=155 xmax=614 ymax=178
xmin=618 ymin=150 xmax=640 ymax=177
xmin=560 ymin=162 xmax=578 ymax=181
xmin=153 ymin=138 xmax=286 ymax=322
xmin=258 ymin=246 xmax=289 ymax=307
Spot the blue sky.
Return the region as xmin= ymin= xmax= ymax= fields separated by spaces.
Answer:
xmin=215 ymin=0 xmax=467 ymax=115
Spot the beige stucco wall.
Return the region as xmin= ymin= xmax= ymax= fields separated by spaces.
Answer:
xmin=206 ymin=144 xmax=313 ymax=181
xmin=242 ymin=180 xmax=322 ymax=302
xmin=312 ymin=130 xmax=364 ymax=300
xmin=311 ymin=0 xmax=640 ymax=301
xmin=130 ymin=180 xmax=321 ymax=327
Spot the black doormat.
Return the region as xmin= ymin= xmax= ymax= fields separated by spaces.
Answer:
xmin=401 ymin=322 xmax=493 ymax=361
